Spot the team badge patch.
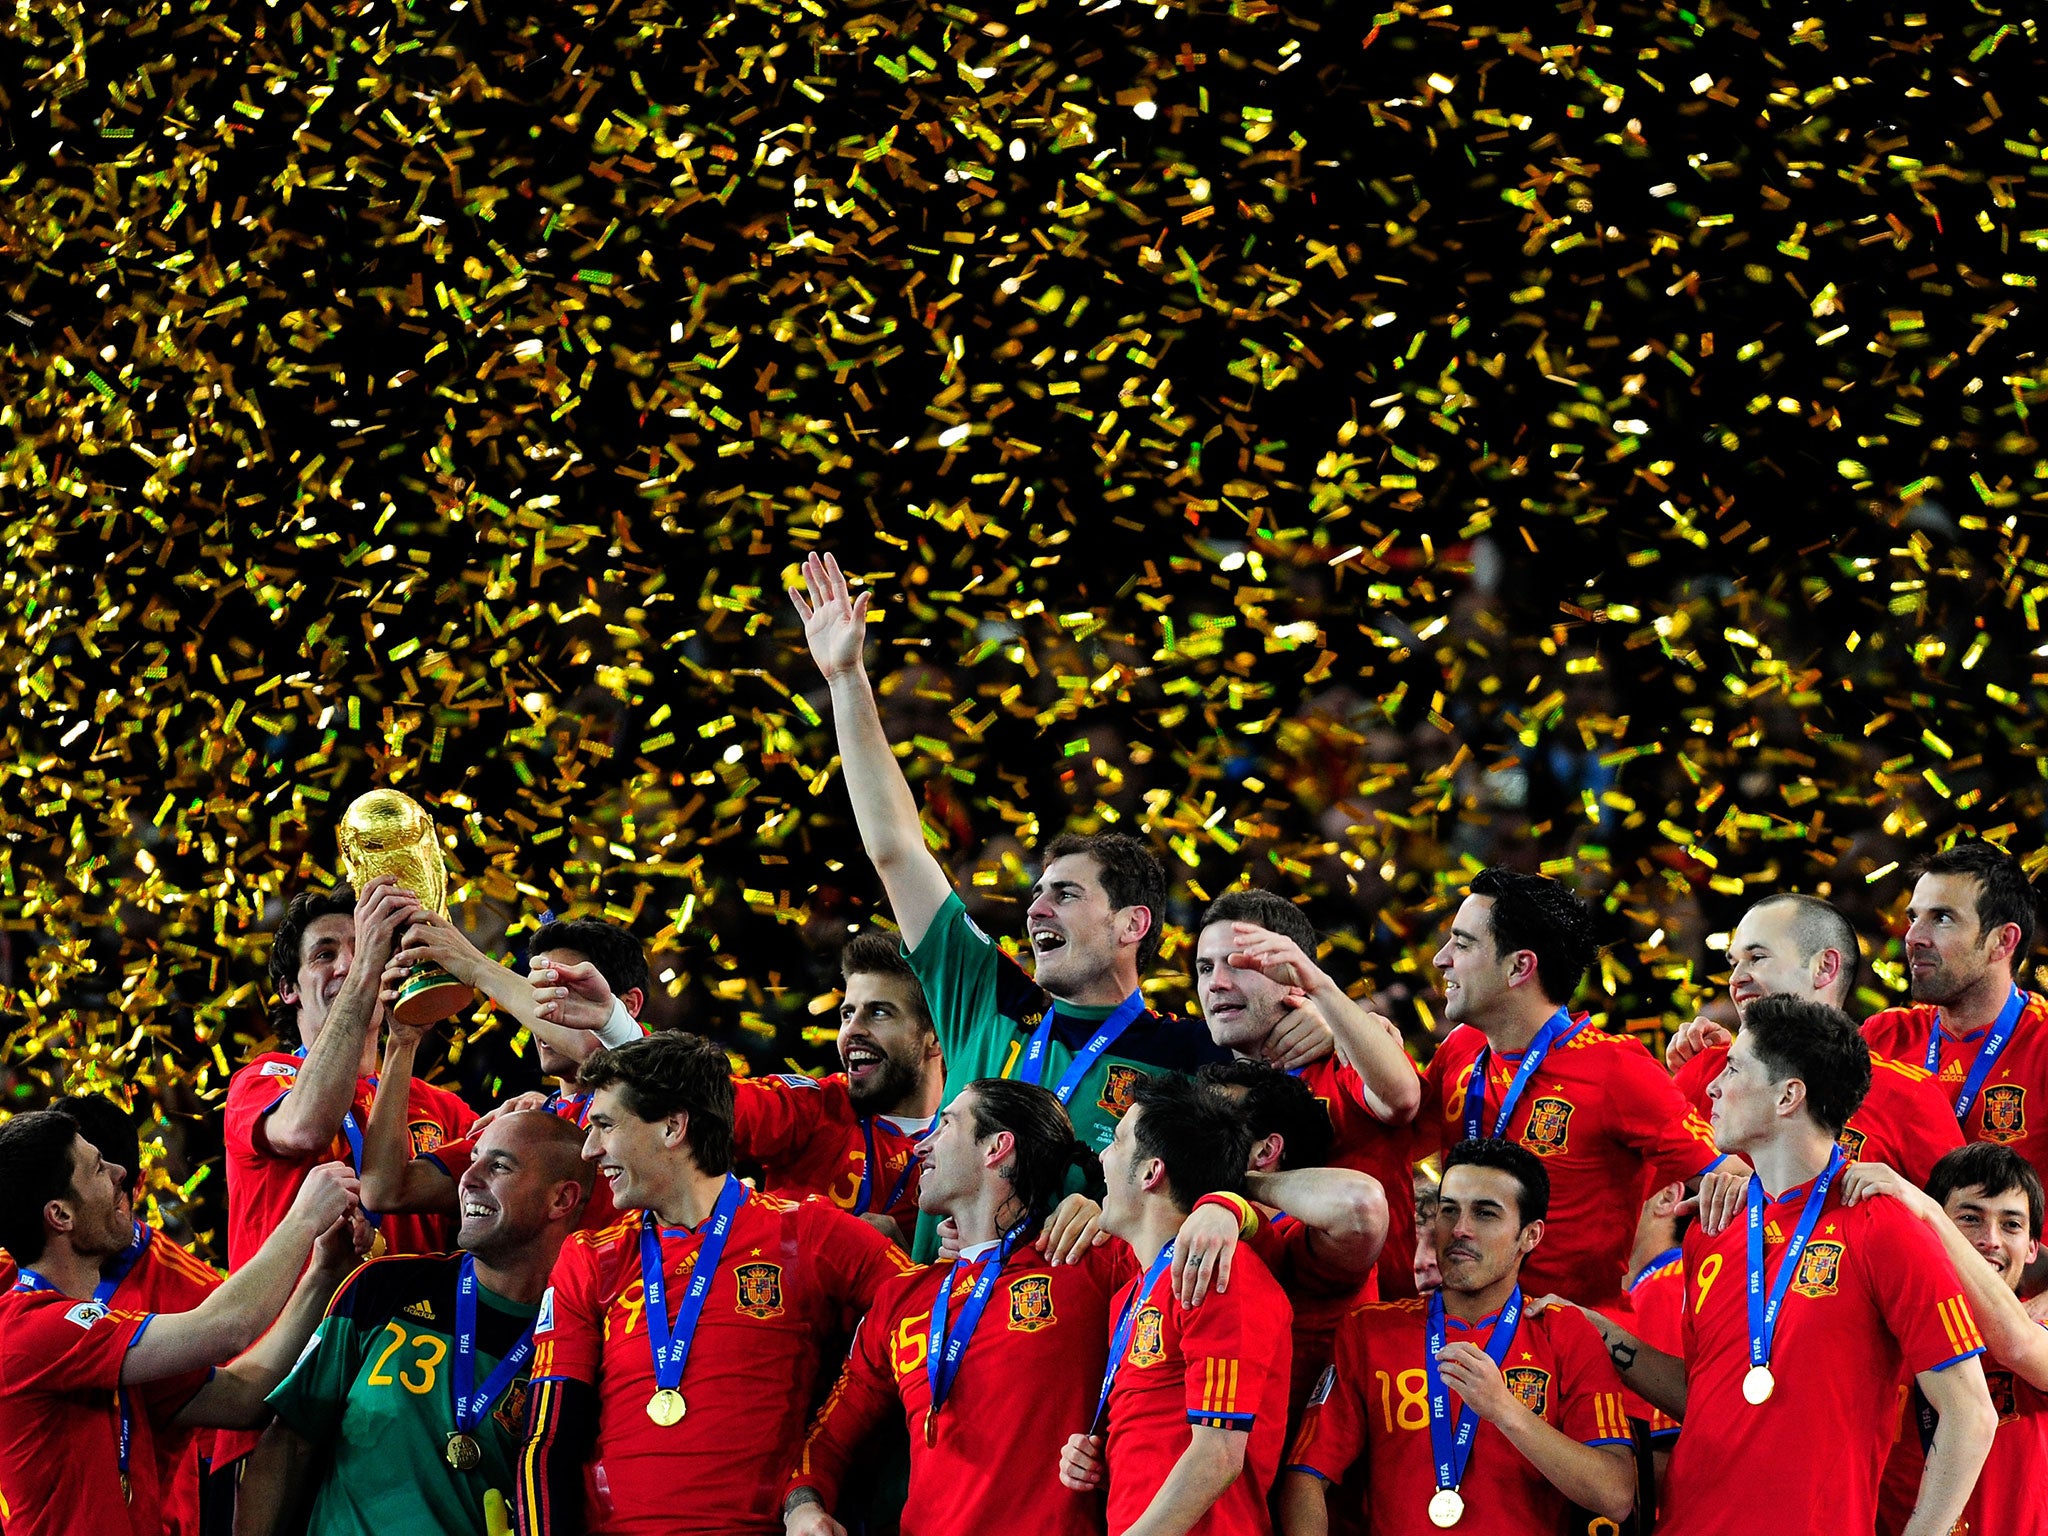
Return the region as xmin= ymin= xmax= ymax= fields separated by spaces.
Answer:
xmin=534 ymin=1287 xmax=556 ymax=1335
xmin=734 ymin=1262 xmax=785 ymax=1319
xmin=409 ymin=1120 xmax=445 ymax=1157
xmin=1835 ymin=1126 xmax=1868 ymax=1161
xmin=1791 ymin=1240 xmax=1844 ymax=1298
xmin=1503 ymin=1367 xmax=1551 ymax=1417
xmin=1522 ymin=1096 xmax=1575 ymax=1155
xmin=64 ymin=1301 xmax=109 ymax=1328
xmin=1098 ymin=1064 xmax=1147 ymax=1117
xmin=1129 ymin=1305 xmax=1166 ymax=1367
xmin=1008 ymin=1275 xmax=1055 ymax=1332
xmin=1982 ymin=1084 xmax=2026 ymax=1144
xmin=1308 ymin=1364 xmax=1336 ymax=1408
xmin=259 ymin=1061 xmax=299 ymax=1078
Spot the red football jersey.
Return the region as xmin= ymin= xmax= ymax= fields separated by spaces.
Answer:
xmin=529 ymin=1189 xmax=914 ymax=1534
xmin=1101 ymin=1243 xmax=1293 ymax=1536
xmin=0 ymin=1285 xmax=209 ymax=1536
xmin=1863 ymin=993 xmax=2048 ymax=1176
xmin=1625 ymin=1249 xmax=1684 ymax=1439
xmin=112 ymin=1231 xmax=223 ymax=1536
xmin=1658 ymin=1175 xmax=1986 ymax=1536
xmin=731 ymin=1073 xmax=928 ymax=1237
xmin=427 ymin=1092 xmax=620 ymax=1233
xmin=1420 ymin=1024 xmax=1723 ymax=1311
xmin=224 ymin=1051 xmax=475 ymax=1271
xmin=1248 ymin=1209 xmax=1374 ymax=1437
xmin=1876 ymin=1351 xmax=2048 ymax=1536
xmin=1674 ymin=1045 xmax=1964 ymax=1187
xmin=792 ymin=1237 xmax=1131 ymax=1536
xmin=1285 ymin=1296 xmax=1631 ymax=1536
xmin=1293 ymin=1055 xmax=1418 ymax=1300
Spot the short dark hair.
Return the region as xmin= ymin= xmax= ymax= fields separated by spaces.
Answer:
xmin=1043 ymin=832 xmax=1169 ymax=969
xmin=1125 ymin=1073 xmax=1251 ymax=1214
xmin=963 ymin=1078 xmax=1097 ymax=1225
xmin=1741 ymin=995 xmax=1872 ymax=1136
xmin=840 ymin=932 xmax=933 ymax=1033
xmin=1927 ymin=1143 xmax=2045 ymax=1240
xmin=267 ymin=885 xmax=358 ymax=1031
xmin=1918 ymin=840 xmax=2037 ymax=978
xmin=49 ymin=1096 xmax=140 ymax=1199
xmin=578 ymin=1032 xmax=734 ymax=1175
xmin=1198 ymin=889 xmax=1316 ymax=954
xmin=1467 ymin=868 xmax=1598 ymax=1005
xmin=1196 ymin=1058 xmax=1334 ymax=1170
xmin=531 ymin=918 xmax=651 ymax=1005
xmin=1744 ymin=893 xmax=1862 ymax=1002
xmin=0 ymin=1111 xmax=84 ymax=1265
xmin=1442 ymin=1137 xmax=1550 ymax=1226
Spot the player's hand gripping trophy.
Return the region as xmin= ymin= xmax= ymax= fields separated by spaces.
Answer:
xmin=337 ymin=789 xmax=475 ymax=1026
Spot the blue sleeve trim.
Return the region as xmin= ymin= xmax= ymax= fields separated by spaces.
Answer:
xmin=255 ymin=1089 xmax=293 ymax=1119
xmin=1647 ymin=1426 xmax=1681 ymax=1443
xmin=419 ymin=1152 xmax=451 ymax=1175
xmin=126 ymin=1313 xmax=159 ymax=1350
xmin=1283 ymin=1463 xmax=1333 ymax=1483
xmin=1583 ymin=1435 xmax=1634 ymax=1449
xmin=1927 ymin=1346 xmax=1987 ymax=1374
xmin=1188 ymin=1410 xmax=1255 ymax=1429
xmin=1697 ymin=1153 xmax=1730 ymax=1176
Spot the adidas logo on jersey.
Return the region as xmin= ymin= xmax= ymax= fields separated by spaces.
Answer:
xmin=402 ymin=1299 xmax=438 ymax=1322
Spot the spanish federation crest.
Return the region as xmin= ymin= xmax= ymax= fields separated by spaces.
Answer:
xmin=1791 ymin=1239 xmax=1844 ymax=1298
xmin=493 ymin=1377 xmax=531 ymax=1435
xmin=1521 ymin=1096 xmax=1574 ymax=1156
xmin=734 ymin=1262 xmax=785 ymax=1319
xmin=1834 ymin=1125 xmax=1868 ymax=1161
xmin=1098 ymin=1064 xmax=1147 ymax=1117
xmin=1008 ymin=1275 xmax=1055 ymax=1332
xmin=1982 ymin=1084 xmax=2027 ymax=1144
xmin=1503 ymin=1366 xmax=1551 ymax=1417
xmin=409 ymin=1120 xmax=445 ymax=1157
xmin=1129 ymin=1305 xmax=1166 ymax=1367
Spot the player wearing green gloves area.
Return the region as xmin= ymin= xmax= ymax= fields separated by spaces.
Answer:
xmin=789 ymin=553 xmax=1335 ymax=1260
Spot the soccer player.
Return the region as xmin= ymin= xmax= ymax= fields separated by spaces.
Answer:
xmin=1056 ymin=1075 xmax=1294 ymax=1536
xmin=1843 ymin=1145 xmax=2048 ymax=1536
xmin=358 ymin=916 xmax=650 ymax=1234
xmin=1568 ymin=996 xmax=1997 ymax=1536
xmin=226 ymin=878 xmax=476 ymax=1269
xmin=1861 ymin=841 xmax=2048 ymax=1175
xmin=1277 ymin=1139 xmax=1636 ymax=1535
xmin=732 ymin=932 xmax=946 ymax=1244
xmin=784 ymin=1078 xmax=1123 ymax=1536
xmin=230 ymin=1112 xmax=593 ymax=1536
xmin=0 ymin=1111 xmax=361 ymax=1536
xmin=1192 ymin=891 xmax=1421 ymax=1297
xmin=1666 ymin=894 xmax=1963 ymax=1184
xmin=789 ymin=553 xmax=1327 ymax=1258
xmin=1420 ymin=868 xmax=1725 ymax=1315
xmin=516 ymin=1031 xmax=915 ymax=1536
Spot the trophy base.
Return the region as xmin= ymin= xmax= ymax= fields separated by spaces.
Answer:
xmin=392 ymin=963 xmax=475 ymax=1028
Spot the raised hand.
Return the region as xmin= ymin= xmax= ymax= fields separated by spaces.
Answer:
xmin=1665 ymin=1016 xmax=1733 ymax=1071
xmin=531 ymin=956 xmax=617 ymax=1032
xmin=353 ymin=876 xmax=423 ymax=975
xmin=290 ymin=1162 xmax=361 ymax=1232
xmin=789 ymin=551 xmax=871 ymax=683
xmin=1058 ymin=1433 xmax=1106 ymax=1492
xmin=389 ymin=909 xmax=486 ymax=989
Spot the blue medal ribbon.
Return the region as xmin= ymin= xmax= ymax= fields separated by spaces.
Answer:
xmin=543 ymin=1089 xmax=594 ymax=1128
xmin=1091 ymin=1240 xmax=1177 ymax=1432
xmin=94 ymin=1223 xmax=151 ymax=1306
xmin=1462 ymin=1008 xmax=1584 ymax=1142
xmin=925 ymin=1221 xmax=1032 ymax=1425
xmin=1627 ymin=1246 xmax=1682 ymax=1295
xmin=1424 ymin=1286 xmax=1525 ymax=1500
xmin=857 ymin=1112 xmax=939 ymax=1217
xmin=1745 ymin=1146 xmax=1846 ymax=1377
xmin=640 ymin=1174 xmax=746 ymax=1394
xmin=1019 ymin=991 xmax=1148 ymax=1108
xmin=449 ymin=1254 xmax=537 ymax=1441
xmin=1925 ymin=985 xmax=2028 ymax=1127
xmin=292 ymin=1048 xmax=382 ymax=1229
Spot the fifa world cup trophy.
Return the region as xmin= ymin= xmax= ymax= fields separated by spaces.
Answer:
xmin=336 ymin=789 xmax=475 ymax=1027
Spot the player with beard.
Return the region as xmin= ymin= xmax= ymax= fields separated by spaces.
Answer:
xmin=1279 ymin=1140 xmax=1636 ymax=1536
xmin=230 ymin=1112 xmax=593 ymax=1536
xmin=785 ymin=554 xmax=1328 ymax=1262
xmin=731 ymin=933 xmax=945 ymax=1245
xmin=1843 ymin=1145 xmax=2048 ymax=1536
xmin=1664 ymin=895 xmax=1962 ymax=1184
xmin=1192 ymin=891 xmax=1421 ymax=1297
xmin=1860 ymin=842 xmax=2048 ymax=1177
xmin=0 ymin=1112 xmax=361 ymax=1536
xmin=358 ymin=917 xmax=650 ymax=1235
xmin=1418 ymin=869 xmax=1726 ymax=1318
xmin=516 ymin=1032 xmax=915 ymax=1536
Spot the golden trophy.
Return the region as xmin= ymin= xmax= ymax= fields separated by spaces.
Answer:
xmin=337 ymin=788 xmax=474 ymax=1027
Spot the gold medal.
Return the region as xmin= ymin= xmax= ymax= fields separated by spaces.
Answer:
xmin=1742 ymin=1364 xmax=1775 ymax=1405
xmin=1428 ymin=1488 xmax=1464 ymax=1528
xmin=444 ymin=1432 xmax=483 ymax=1471
xmin=646 ymin=1387 xmax=687 ymax=1426
xmin=369 ymin=1229 xmax=388 ymax=1259
xmin=924 ymin=1409 xmax=938 ymax=1447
